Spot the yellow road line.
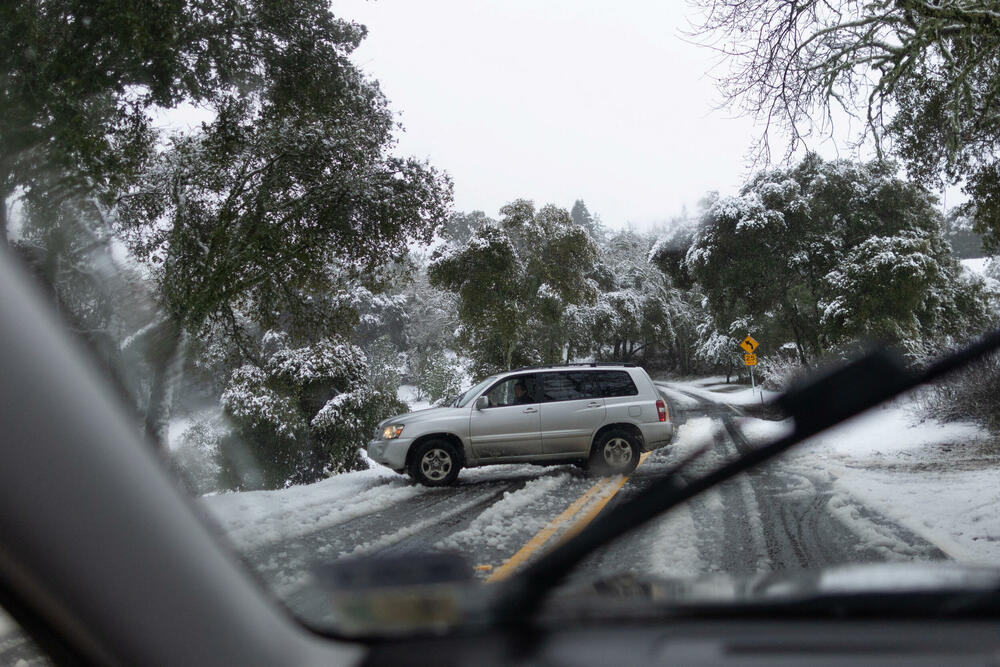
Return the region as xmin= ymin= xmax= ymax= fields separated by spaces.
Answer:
xmin=485 ymin=477 xmax=611 ymax=582
xmin=486 ymin=452 xmax=650 ymax=583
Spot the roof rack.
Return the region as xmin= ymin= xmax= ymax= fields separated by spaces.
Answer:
xmin=510 ymin=362 xmax=637 ymax=372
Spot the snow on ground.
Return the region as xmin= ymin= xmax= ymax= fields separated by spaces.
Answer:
xmin=643 ymin=415 xmax=770 ymax=576
xmin=201 ymin=466 xmax=428 ymax=551
xmin=646 ymin=499 xmax=702 ymax=578
xmin=438 ymin=473 xmax=573 ymax=553
xmin=961 ymin=257 xmax=989 ymax=276
xmin=737 ymin=416 xmax=793 ymax=444
xmin=655 ymin=383 xmax=702 ymax=409
xmin=666 ymin=378 xmax=781 ymax=407
xmin=737 ymin=400 xmax=1000 ymax=564
xmin=397 ymin=384 xmax=432 ymax=412
xmin=200 ymin=373 xmax=1000 ymax=581
xmin=670 ymin=416 xmax=719 ymax=463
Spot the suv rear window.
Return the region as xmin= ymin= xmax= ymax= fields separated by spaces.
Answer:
xmin=595 ymin=370 xmax=639 ymax=397
xmin=538 ymin=370 xmax=639 ymax=401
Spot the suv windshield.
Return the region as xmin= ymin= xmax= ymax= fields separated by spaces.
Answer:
xmin=454 ymin=377 xmax=497 ymax=408
xmin=5 ymin=0 xmax=1000 ymax=643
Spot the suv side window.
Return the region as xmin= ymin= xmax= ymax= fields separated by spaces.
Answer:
xmin=484 ymin=374 xmax=538 ymax=406
xmin=595 ymin=370 xmax=639 ymax=397
xmin=539 ymin=371 xmax=601 ymax=402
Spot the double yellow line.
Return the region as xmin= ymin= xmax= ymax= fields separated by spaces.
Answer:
xmin=485 ymin=452 xmax=650 ymax=582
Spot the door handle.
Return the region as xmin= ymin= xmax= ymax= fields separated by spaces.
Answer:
xmin=523 ymin=407 xmax=537 ymax=413
xmin=586 ymin=402 xmax=602 ymax=408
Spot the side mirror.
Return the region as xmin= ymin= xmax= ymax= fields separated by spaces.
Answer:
xmin=475 ymin=396 xmax=489 ymax=411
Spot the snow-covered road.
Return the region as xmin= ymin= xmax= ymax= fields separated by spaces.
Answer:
xmin=201 ymin=378 xmax=997 ymax=621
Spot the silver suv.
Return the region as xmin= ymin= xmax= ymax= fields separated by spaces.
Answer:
xmin=368 ymin=364 xmax=674 ymax=486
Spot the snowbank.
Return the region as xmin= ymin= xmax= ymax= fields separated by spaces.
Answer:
xmin=201 ymin=467 xmax=426 ymax=551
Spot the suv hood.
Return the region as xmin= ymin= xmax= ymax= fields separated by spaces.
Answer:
xmin=379 ymin=405 xmax=466 ymax=428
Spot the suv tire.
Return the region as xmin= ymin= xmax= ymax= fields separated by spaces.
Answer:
xmin=408 ymin=439 xmax=462 ymax=486
xmin=588 ymin=428 xmax=640 ymax=476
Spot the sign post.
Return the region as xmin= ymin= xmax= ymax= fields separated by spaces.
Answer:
xmin=740 ymin=336 xmax=759 ymax=394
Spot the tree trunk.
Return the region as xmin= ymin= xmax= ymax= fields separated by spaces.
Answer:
xmin=144 ymin=320 xmax=188 ymax=451
xmin=505 ymin=340 xmax=516 ymax=370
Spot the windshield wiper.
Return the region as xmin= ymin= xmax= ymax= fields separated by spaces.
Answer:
xmin=488 ymin=330 xmax=1000 ymax=624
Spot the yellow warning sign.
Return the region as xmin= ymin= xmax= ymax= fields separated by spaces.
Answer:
xmin=740 ymin=335 xmax=759 ymax=354
xmin=744 ymin=353 xmax=757 ymax=366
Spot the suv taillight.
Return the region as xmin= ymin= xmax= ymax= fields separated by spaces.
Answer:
xmin=656 ymin=398 xmax=667 ymax=422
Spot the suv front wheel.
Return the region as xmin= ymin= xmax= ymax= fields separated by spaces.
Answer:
xmin=408 ymin=439 xmax=462 ymax=486
xmin=588 ymin=428 xmax=640 ymax=476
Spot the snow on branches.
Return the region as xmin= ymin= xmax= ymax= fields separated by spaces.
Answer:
xmin=220 ymin=333 xmax=405 ymax=489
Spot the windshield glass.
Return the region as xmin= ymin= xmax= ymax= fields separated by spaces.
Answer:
xmin=454 ymin=377 xmax=497 ymax=408
xmin=5 ymin=0 xmax=1000 ymax=639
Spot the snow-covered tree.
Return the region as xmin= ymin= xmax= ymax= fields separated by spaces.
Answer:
xmin=570 ymin=199 xmax=605 ymax=242
xmin=690 ymin=0 xmax=1000 ymax=249
xmin=571 ymin=230 xmax=697 ymax=367
xmin=413 ymin=348 xmax=464 ymax=403
xmin=218 ymin=332 xmax=406 ymax=490
xmin=108 ymin=11 xmax=451 ymax=445
xmin=440 ymin=210 xmax=490 ymax=244
xmin=693 ymin=325 xmax=743 ymax=383
xmin=684 ymin=154 xmax=990 ymax=362
xmin=429 ymin=201 xmax=598 ymax=374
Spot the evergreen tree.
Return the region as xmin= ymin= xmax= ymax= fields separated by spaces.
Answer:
xmin=570 ymin=199 xmax=604 ymax=241
xmin=429 ymin=201 xmax=597 ymax=374
xmin=684 ymin=154 xmax=989 ymax=362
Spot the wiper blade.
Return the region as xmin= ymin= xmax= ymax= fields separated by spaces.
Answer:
xmin=488 ymin=331 xmax=1000 ymax=624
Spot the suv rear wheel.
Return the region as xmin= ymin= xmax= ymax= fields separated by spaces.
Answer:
xmin=408 ymin=439 xmax=462 ymax=486
xmin=588 ymin=428 xmax=640 ymax=476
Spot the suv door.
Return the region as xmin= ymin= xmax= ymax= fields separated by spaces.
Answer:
xmin=538 ymin=371 xmax=606 ymax=456
xmin=595 ymin=369 xmax=643 ymax=421
xmin=468 ymin=374 xmax=542 ymax=460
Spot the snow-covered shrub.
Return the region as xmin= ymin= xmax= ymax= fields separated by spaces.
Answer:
xmin=921 ymin=352 xmax=1000 ymax=431
xmin=756 ymin=344 xmax=809 ymax=391
xmin=218 ymin=333 xmax=407 ymax=490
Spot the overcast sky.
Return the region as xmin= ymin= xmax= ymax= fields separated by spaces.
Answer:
xmin=333 ymin=0 xmax=771 ymax=230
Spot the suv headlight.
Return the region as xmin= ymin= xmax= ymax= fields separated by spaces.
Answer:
xmin=382 ymin=424 xmax=404 ymax=440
